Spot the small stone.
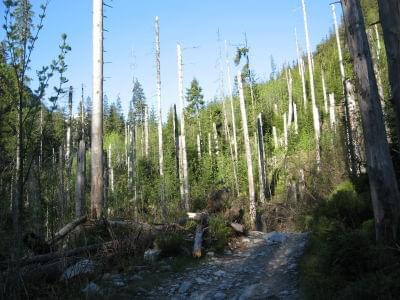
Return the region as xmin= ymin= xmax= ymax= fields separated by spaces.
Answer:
xmin=280 ymin=290 xmax=290 ymax=296
xmin=214 ymin=270 xmax=226 ymax=277
xmin=213 ymin=291 xmax=227 ymax=300
xmin=130 ymin=274 xmax=143 ymax=281
xmin=62 ymin=259 xmax=95 ymax=280
xmin=179 ymin=281 xmax=192 ymax=294
xmin=111 ymin=274 xmax=126 ymax=287
xmin=224 ymin=250 xmax=233 ymax=255
xmin=82 ymin=282 xmax=100 ymax=294
xmin=195 ymin=277 xmax=207 ymax=284
xmin=207 ymin=251 xmax=215 ymax=257
xmin=144 ymin=249 xmax=162 ymax=263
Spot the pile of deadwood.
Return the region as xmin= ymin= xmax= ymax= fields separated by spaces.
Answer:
xmin=0 ymin=211 xmax=245 ymax=284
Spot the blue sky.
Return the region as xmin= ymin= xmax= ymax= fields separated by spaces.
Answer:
xmin=1 ymin=0 xmax=340 ymax=119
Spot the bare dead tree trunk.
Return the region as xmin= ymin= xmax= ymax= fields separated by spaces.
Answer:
xmin=225 ymin=40 xmax=239 ymax=162
xmin=367 ymin=29 xmax=385 ymax=106
xmin=272 ymin=126 xmax=278 ymax=149
xmin=155 ymin=16 xmax=164 ymax=177
xmin=329 ymin=93 xmax=337 ymax=131
xmin=286 ymin=68 xmax=293 ymax=128
xmin=301 ymin=0 xmax=321 ymax=168
xmin=321 ymin=69 xmax=328 ymax=114
xmin=212 ymin=122 xmax=219 ymax=156
xmin=75 ymin=140 xmax=86 ymax=218
xmin=91 ymin=0 xmax=104 ymax=219
xmin=283 ymin=112 xmax=288 ymax=149
xmin=208 ymin=132 xmax=212 ymax=156
xmin=237 ymin=72 xmax=256 ymax=226
xmin=108 ymin=144 xmax=113 ymax=193
xmin=341 ymin=0 xmax=400 ymax=242
xmin=331 ymin=3 xmax=359 ymax=176
xmin=144 ymin=105 xmax=149 ymax=158
xmin=173 ymin=105 xmax=180 ymax=179
xmin=293 ymin=103 xmax=298 ymax=134
xmin=177 ymin=44 xmax=189 ymax=211
xmin=58 ymin=146 xmax=65 ymax=224
xmin=295 ymin=28 xmax=308 ymax=110
xmin=377 ymin=0 xmax=400 ymax=153
xmin=257 ymin=114 xmax=269 ymax=202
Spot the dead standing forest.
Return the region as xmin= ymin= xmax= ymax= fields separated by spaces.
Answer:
xmin=0 ymin=0 xmax=400 ymax=299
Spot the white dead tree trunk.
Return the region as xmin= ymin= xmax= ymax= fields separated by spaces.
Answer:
xmin=177 ymin=44 xmax=189 ymax=211
xmin=144 ymin=105 xmax=149 ymax=158
xmin=75 ymin=140 xmax=86 ymax=217
xmin=321 ymin=69 xmax=328 ymax=114
xmin=91 ymin=0 xmax=104 ymax=219
xmin=295 ymin=28 xmax=307 ymax=109
xmin=197 ymin=134 xmax=201 ymax=159
xmin=173 ymin=105 xmax=180 ymax=179
xmin=66 ymin=86 xmax=72 ymax=169
xmin=272 ymin=126 xmax=278 ymax=149
xmin=329 ymin=93 xmax=336 ymax=131
xmin=302 ymin=0 xmax=321 ymax=167
xmin=367 ymin=29 xmax=385 ymax=105
xmin=212 ymin=122 xmax=219 ymax=156
xmin=294 ymin=103 xmax=299 ymax=134
xmin=108 ymin=144 xmax=114 ymax=193
xmin=208 ymin=132 xmax=212 ymax=156
xmin=286 ymin=68 xmax=293 ymax=128
xmin=225 ymin=40 xmax=238 ymax=162
xmin=257 ymin=114 xmax=269 ymax=203
xmin=331 ymin=3 xmax=359 ymax=176
xmin=237 ymin=72 xmax=256 ymax=226
xmin=283 ymin=112 xmax=288 ymax=149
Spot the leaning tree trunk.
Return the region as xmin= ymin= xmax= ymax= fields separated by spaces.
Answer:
xmin=91 ymin=0 xmax=104 ymax=219
xmin=377 ymin=0 xmax=400 ymax=151
xmin=237 ymin=72 xmax=256 ymax=226
xmin=341 ymin=0 xmax=400 ymax=243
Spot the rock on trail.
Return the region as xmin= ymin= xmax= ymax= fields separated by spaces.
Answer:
xmin=144 ymin=231 xmax=309 ymax=300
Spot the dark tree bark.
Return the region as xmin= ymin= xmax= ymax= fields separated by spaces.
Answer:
xmin=341 ymin=0 xmax=400 ymax=242
xmin=377 ymin=0 xmax=400 ymax=152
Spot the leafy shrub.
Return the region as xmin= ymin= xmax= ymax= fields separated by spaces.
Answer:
xmin=208 ymin=215 xmax=232 ymax=252
xmin=155 ymin=232 xmax=184 ymax=256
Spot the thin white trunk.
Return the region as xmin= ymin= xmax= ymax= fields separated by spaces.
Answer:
xmin=225 ymin=40 xmax=238 ymax=162
xmin=177 ymin=44 xmax=189 ymax=211
xmin=208 ymin=132 xmax=212 ymax=156
xmin=294 ymin=103 xmax=299 ymax=134
xmin=302 ymin=0 xmax=321 ymax=167
xmin=40 ymin=107 xmax=43 ymax=169
xmin=257 ymin=114 xmax=268 ymax=203
xmin=272 ymin=126 xmax=278 ymax=149
xmin=91 ymin=0 xmax=104 ymax=219
xmin=374 ymin=24 xmax=381 ymax=60
xmin=197 ymin=134 xmax=201 ymax=159
xmin=283 ymin=112 xmax=288 ymax=149
xmin=212 ymin=122 xmax=219 ymax=155
xmin=66 ymin=86 xmax=72 ymax=166
xmin=75 ymin=140 xmax=86 ymax=217
xmin=237 ymin=72 xmax=256 ymax=226
xmin=108 ymin=144 xmax=114 ymax=192
xmin=144 ymin=105 xmax=149 ymax=158
xmin=155 ymin=16 xmax=164 ymax=177
xmin=286 ymin=68 xmax=293 ymax=127
xmin=321 ymin=69 xmax=328 ymax=114
xmin=296 ymin=28 xmax=308 ymax=110
xmin=367 ymin=29 xmax=385 ymax=107
xmin=329 ymin=93 xmax=336 ymax=131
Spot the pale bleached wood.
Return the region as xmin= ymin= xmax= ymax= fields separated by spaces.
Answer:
xmin=329 ymin=93 xmax=337 ymax=131
xmin=341 ymin=0 xmax=400 ymax=242
xmin=155 ymin=16 xmax=164 ymax=176
xmin=91 ymin=0 xmax=104 ymax=219
xmin=75 ymin=140 xmax=86 ymax=217
xmin=321 ymin=69 xmax=328 ymax=114
xmin=237 ymin=72 xmax=256 ymax=226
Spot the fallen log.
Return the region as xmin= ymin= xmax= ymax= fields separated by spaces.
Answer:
xmin=192 ymin=213 xmax=208 ymax=258
xmin=49 ymin=216 xmax=88 ymax=245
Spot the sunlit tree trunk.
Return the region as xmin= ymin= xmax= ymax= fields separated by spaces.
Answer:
xmin=321 ymin=69 xmax=328 ymax=114
xmin=237 ymin=72 xmax=256 ymax=226
xmin=331 ymin=3 xmax=359 ymax=176
xmin=91 ymin=0 xmax=104 ymax=219
xmin=257 ymin=114 xmax=269 ymax=202
xmin=286 ymin=68 xmax=293 ymax=128
xmin=173 ymin=105 xmax=180 ymax=179
xmin=177 ymin=44 xmax=189 ymax=211
xmin=302 ymin=0 xmax=321 ymax=167
xmin=341 ymin=0 xmax=400 ymax=243
xmin=58 ymin=146 xmax=65 ymax=224
xmin=295 ymin=28 xmax=308 ymax=110
xmin=329 ymin=93 xmax=337 ymax=131
xmin=108 ymin=144 xmax=114 ymax=193
xmin=294 ymin=103 xmax=298 ymax=134
xmin=283 ymin=112 xmax=288 ymax=149
xmin=272 ymin=126 xmax=278 ymax=149
xmin=144 ymin=105 xmax=149 ymax=158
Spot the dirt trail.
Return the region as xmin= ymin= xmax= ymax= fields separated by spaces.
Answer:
xmin=143 ymin=231 xmax=309 ymax=300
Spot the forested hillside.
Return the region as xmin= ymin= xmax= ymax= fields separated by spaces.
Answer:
xmin=1 ymin=0 xmax=400 ymax=299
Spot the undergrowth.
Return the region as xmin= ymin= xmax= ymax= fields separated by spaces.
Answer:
xmin=299 ymin=178 xmax=400 ymax=299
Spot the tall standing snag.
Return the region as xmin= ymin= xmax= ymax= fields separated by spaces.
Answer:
xmin=341 ymin=0 xmax=400 ymax=242
xmin=91 ymin=0 xmax=104 ymax=219
xmin=237 ymin=72 xmax=256 ymax=226
xmin=377 ymin=0 xmax=400 ymax=152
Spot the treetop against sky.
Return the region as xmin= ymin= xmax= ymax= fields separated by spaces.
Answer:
xmin=0 ymin=0 xmax=338 ymax=118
